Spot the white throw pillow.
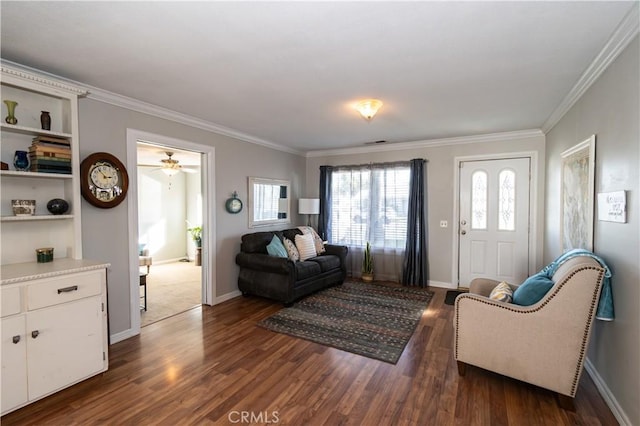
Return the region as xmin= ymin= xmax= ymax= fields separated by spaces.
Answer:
xmin=282 ymin=237 xmax=300 ymax=262
xmin=295 ymin=233 xmax=316 ymax=261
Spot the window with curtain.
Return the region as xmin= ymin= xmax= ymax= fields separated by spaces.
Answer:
xmin=329 ymin=163 xmax=410 ymax=250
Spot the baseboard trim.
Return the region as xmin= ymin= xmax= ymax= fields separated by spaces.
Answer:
xmin=584 ymin=357 xmax=631 ymax=426
xmin=215 ymin=290 xmax=241 ymax=305
xmin=110 ymin=328 xmax=138 ymax=345
xmin=153 ymin=257 xmax=189 ymax=265
xmin=429 ymin=280 xmax=456 ymax=289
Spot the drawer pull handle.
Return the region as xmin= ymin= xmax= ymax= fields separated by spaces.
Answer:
xmin=58 ymin=285 xmax=79 ymax=294
xmin=12 ymin=335 xmax=20 ymax=344
xmin=31 ymin=330 xmax=39 ymax=339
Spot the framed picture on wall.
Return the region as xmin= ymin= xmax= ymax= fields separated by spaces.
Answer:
xmin=560 ymin=134 xmax=596 ymax=252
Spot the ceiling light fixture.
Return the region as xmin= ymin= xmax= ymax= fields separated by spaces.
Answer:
xmin=355 ymin=99 xmax=383 ymax=122
xmin=161 ymin=167 xmax=180 ymax=177
xmin=160 ymin=151 xmax=182 ymax=176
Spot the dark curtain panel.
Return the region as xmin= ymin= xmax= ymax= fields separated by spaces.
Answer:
xmin=402 ymin=159 xmax=428 ymax=287
xmin=318 ymin=165 xmax=333 ymax=240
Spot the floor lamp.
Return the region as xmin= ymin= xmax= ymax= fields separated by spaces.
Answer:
xmin=298 ymin=198 xmax=320 ymax=227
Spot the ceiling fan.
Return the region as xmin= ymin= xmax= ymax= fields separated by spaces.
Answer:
xmin=157 ymin=151 xmax=197 ymax=175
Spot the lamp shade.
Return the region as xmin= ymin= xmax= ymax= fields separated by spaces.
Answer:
xmin=355 ymin=99 xmax=383 ymax=121
xmin=298 ymin=198 xmax=320 ymax=215
xmin=162 ymin=167 xmax=180 ymax=177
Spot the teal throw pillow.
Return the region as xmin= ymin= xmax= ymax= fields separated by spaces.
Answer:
xmin=512 ymin=272 xmax=554 ymax=306
xmin=266 ymin=235 xmax=288 ymax=258
xmin=138 ymin=243 xmax=146 ymax=256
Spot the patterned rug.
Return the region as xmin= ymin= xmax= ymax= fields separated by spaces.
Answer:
xmin=258 ymin=281 xmax=433 ymax=364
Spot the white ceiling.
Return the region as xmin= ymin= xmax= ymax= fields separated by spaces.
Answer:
xmin=1 ymin=2 xmax=636 ymax=153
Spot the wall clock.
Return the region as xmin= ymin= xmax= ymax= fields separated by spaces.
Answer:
xmin=80 ymin=152 xmax=129 ymax=208
xmin=225 ymin=191 xmax=243 ymax=214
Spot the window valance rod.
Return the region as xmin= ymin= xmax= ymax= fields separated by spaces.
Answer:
xmin=320 ymin=159 xmax=427 ymax=171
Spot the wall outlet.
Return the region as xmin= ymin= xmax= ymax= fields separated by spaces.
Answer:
xmin=440 ymin=220 xmax=448 ymax=228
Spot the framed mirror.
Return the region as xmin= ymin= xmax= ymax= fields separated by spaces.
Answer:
xmin=248 ymin=177 xmax=290 ymax=228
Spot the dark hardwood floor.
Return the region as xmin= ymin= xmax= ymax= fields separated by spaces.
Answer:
xmin=2 ymin=287 xmax=618 ymax=425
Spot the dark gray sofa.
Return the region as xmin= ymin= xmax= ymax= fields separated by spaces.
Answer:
xmin=235 ymin=228 xmax=348 ymax=305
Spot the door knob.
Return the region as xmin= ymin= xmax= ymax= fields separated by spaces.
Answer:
xmin=461 ymin=230 xmax=467 ymax=235
xmin=461 ymin=220 xmax=467 ymax=226
xmin=12 ymin=335 xmax=20 ymax=344
xmin=31 ymin=330 xmax=39 ymax=339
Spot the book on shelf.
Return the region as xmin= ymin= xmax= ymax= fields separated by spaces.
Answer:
xmin=31 ymin=159 xmax=71 ymax=168
xmin=30 ymin=164 xmax=72 ymax=173
xmin=29 ymin=155 xmax=71 ymax=164
xmin=30 ymin=168 xmax=72 ymax=175
xmin=32 ymin=135 xmax=70 ymax=146
xmin=29 ymin=145 xmax=71 ymax=156
xmin=28 ymin=151 xmax=71 ymax=159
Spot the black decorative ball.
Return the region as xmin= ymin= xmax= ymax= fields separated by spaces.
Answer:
xmin=47 ymin=198 xmax=69 ymax=215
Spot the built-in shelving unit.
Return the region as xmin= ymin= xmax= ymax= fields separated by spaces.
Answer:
xmin=1 ymin=65 xmax=109 ymax=417
xmin=1 ymin=65 xmax=86 ymax=264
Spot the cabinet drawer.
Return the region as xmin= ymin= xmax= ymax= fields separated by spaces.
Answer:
xmin=27 ymin=271 xmax=103 ymax=311
xmin=1 ymin=287 xmax=23 ymax=317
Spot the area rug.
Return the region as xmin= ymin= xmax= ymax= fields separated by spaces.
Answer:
xmin=445 ymin=290 xmax=467 ymax=306
xmin=258 ymin=281 xmax=433 ymax=364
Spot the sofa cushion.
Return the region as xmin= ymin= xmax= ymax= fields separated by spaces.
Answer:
xmin=266 ymin=235 xmax=288 ymax=258
xmin=308 ymin=255 xmax=340 ymax=272
xmin=513 ymin=272 xmax=554 ymax=306
xmin=489 ymin=281 xmax=513 ymax=303
xmin=282 ymin=237 xmax=300 ymax=262
xmin=295 ymin=260 xmax=321 ymax=280
xmin=295 ymin=233 xmax=316 ymax=261
xmin=241 ymin=232 xmax=275 ymax=254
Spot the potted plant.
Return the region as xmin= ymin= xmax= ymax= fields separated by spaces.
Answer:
xmin=362 ymin=241 xmax=374 ymax=282
xmin=188 ymin=226 xmax=202 ymax=247
xmin=188 ymin=225 xmax=202 ymax=266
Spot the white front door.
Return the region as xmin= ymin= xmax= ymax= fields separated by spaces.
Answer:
xmin=458 ymin=158 xmax=531 ymax=287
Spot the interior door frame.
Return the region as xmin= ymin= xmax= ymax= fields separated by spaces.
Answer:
xmin=126 ymin=128 xmax=216 ymax=336
xmin=452 ymin=151 xmax=540 ymax=288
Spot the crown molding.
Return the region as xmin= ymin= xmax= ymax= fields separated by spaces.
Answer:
xmin=542 ymin=3 xmax=640 ymax=134
xmin=1 ymin=61 xmax=87 ymax=96
xmin=0 ymin=60 xmax=304 ymax=157
xmin=87 ymin=87 xmax=304 ymax=156
xmin=305 ymin=129 xmax=544 ymax=158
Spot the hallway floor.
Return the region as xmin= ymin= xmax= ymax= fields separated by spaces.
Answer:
xmin=140 ymin=260 xmax=201 ymax=327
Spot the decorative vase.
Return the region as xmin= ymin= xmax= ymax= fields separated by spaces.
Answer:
xmin=47 ymin=198 xmax=69 ymax=215
xmin=13 ymin=150 xmax=30 ymax=171
xmin=4 ymin=100 xmax=18 ymax=125
xmin=40 ymin=111 xmax=51 ymax=130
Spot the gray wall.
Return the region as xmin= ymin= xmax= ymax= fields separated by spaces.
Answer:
xmin=79 ymin=98 xmax=306 ymax=336
xmin=544 ymin=36 xmax=639 ymax=425
xmin=306 ymin=133 xmax=546 ymax=286
xmin=137 ymin=165 xmax=188 ymax=262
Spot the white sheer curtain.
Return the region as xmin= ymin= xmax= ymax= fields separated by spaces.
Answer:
xmin=329 ymin=163 xmax=410 ymax=281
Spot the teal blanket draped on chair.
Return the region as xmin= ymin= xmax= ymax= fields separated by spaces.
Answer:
xmin=541 ymin=248 xmax=614 ymax=321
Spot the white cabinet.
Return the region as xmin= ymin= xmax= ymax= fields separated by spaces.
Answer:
xmin=0 ymin=261 xmax=109 ymax=416
xmin=1 ymin=64 xmax=86 ymax=264
xmin=1 ymin=314 xmax=28 ymax=413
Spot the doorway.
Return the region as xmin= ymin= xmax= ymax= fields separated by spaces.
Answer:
xmin=126 ymin=129 xmax=215 ymax=336
xmin=457 ymin=157 xmax=531 ymax=287
xmin=137 ymin=143 xmax=202 ymax=326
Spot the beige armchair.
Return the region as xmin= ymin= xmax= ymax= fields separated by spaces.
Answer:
xmin=139 ymin=247 xmax=152 ymax=274
xmin=454 ymin=256 xmax=605 ymax=409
